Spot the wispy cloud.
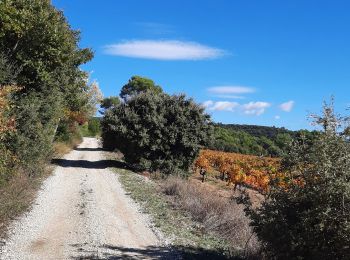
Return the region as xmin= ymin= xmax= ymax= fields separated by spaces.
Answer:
xmin=202 ymin=100 xmax=214 ymax=108
xmin=207 ymin=86 xmax=255 ymax=99
xmin=202 ymin=100 xmax=270 ymax=115
xmin=275 ymin=115 xmax=281 ymax=120
xmin=211 ymin=101 xmax=239 ymax=111
xmin=211 ymin=94 xmax=246 ymax=99
xmin=280 ymin=100 xmax=295 ymax=112
xmin=104 ymin=40 xmax=226 ymax=60
xmin=242 ymin=101 xmax=271 ymax=116
xmin=208 ymin=86 xmax=255 ymax=95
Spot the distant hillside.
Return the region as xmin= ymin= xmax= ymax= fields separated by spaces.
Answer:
xmin=209 ymin=123 xmax=317 ymax=157
xmin=216 ymin=123 xmax=296 ymax=139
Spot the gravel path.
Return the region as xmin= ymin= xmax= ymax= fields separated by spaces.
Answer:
xmin=0 ymin=138 xmax=171 ymax=260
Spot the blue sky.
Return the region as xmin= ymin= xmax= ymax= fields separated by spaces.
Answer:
xmin=53 ymin=0 xmax=350 ymax=130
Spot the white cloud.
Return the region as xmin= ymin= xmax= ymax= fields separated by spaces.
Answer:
xmin=202 ymin=100 xmax=239 ymax=111
xmin=280 ymin=100 xmax=295 ymax=112
xmin=211 ymin=101 xmax=239 ymax=111
xmin=208 ymin=86 xmax=255 ymax=95
xmin=242 ymin=101 xmax=271 ymax=116
xmin=203 ymin=100 xmax=271 ymax=115
xmin=212 ymin=94 xmax=245 ymax=99
xmin=104 ymin=40 xmax=226 ymax=60
xmin=275 ymin=115 xmax=281 ymax=120
xmin=202 ymin=100 xmax=214 ymax=108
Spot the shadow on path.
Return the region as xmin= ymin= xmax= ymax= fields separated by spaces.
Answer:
xmin=70 ymin=244 xmax=235 ymax=260
xmin=51 ymin=159 xmax=128 ymax=170
xmin=74 ymin=147 xmax=104 ymax=152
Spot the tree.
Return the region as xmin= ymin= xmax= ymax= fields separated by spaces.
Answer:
xmin=102 ymin=91 xmax=213 ymax=175
xmin=241 ymin=101 xmax=350 ymax=259
xmin=100 ymin=96 xmax=120 ymax=114
xmin=119 ymin=76 xmax=162 ymax=101
xmin=0 ymin=0 xmax=93 ymax=93
xmin=0 ymin=0 xmax=93 ymax=127
xmin=0 ymin=0 xmax=94 ymax=175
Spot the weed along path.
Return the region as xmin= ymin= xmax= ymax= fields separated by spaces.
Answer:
xmin=0 ymin=138 xmax=170 ymax=260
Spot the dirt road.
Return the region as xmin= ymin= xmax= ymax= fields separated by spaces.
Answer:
xmin=0 ymin=138 xmax=171 ymax=260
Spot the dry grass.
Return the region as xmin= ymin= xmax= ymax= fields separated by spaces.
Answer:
xmin=53 ymin=136 xmax=81 ymax=158
xmin=161 ymin=176 xmax=261 ymax=258
xmin=0 ymin=170 xmax=49 ymax=238
xmin=0 ymin=138 xmax=81 ymax=239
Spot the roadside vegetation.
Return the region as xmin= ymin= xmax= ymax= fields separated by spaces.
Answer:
xmin=102 ymin=75 xmax=350 ymax=259
xmin=106 ymin=150 xmax=259 ymax=259
xmin=0 ymin=0 xmax=100 ymax=236
xmin=1 ymin=1 xmax=349 ymax=259
xmin=239 ymin=101 xmax=350 ymax=259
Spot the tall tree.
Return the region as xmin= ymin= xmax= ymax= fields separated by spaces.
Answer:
xmin=0 ymin=0 xmax=94 ymax=175
xmin=120 ymin=76 xmax=162 ymax=101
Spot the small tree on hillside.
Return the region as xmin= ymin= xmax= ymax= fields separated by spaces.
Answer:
xmin=240 ymin=101 xmax=350 ymax=259
xmin=101 ymin=91 xmax=213 ymax=175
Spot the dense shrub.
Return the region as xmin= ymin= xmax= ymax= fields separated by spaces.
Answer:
xmin=102 ymin=91 xmax=213 ymax=175
xmin=0 ymin=86 xmax=17 ymax=186
xmin=241 ymin=102 xmax=350 ymax=259
xmin=0 ymin=0 xmax=96 ymax=178
xmin=8 ymin=93 xmax=57 ymax=177
xmin=88 ymin=118 xmax=100 ymax=136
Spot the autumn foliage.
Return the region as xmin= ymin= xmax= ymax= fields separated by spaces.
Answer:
xmin=194 ymin=149 xmax=281 ymax=193
xmin=0 ymin=86 xmax=17 ymax=138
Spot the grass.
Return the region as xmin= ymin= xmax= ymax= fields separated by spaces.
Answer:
xmin=106 ymin=152 xmax=260 ymax=259
xmin=114 ymin=167 xmax=231 ymax=259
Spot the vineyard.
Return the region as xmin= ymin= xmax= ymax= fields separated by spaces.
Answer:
xmin=194 ymin=149 xmax=283 ymax=193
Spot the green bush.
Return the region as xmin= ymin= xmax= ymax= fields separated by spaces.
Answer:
xmin=102 ymin=91 xmax=213 ymax=175
xmin=241 ymin=101 xmax=350 ymax=259
xmin=88 ymin=118 xmax=100 ymax=136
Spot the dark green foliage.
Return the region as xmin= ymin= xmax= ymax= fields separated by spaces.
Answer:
xmin=0 ymin=52 xmax=19 ymax=84
xmin=8 ymin=93 xmax=55 ymax=176
xmin=210 ymin=124 xmax=317 ymax=157
xmin=241 ymin=101 xmax=350 ymax=259
xmin=119 ymin=76 xmax=163 ymax=101
xmin=0 ymin=0 xmax=93 ymax=94
xmin=209 ymin=127 xmax=263 ymax=155
xmin=102 ymin=91 xmax=213 ymax=175
xmin=218 ymin=123 xmax=294 ymax=139
xmin=100 ymin=96 xmax=120 ymax=114
xmin=0 ymin=0 xmax=93 ymax=178
xmin=55 ymin=119 xmax=73 ymax=142
xmin=209 ymin=126 xmax=286 ymax=157
xmin=87 ymin=117 xmax=100 ymax=136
